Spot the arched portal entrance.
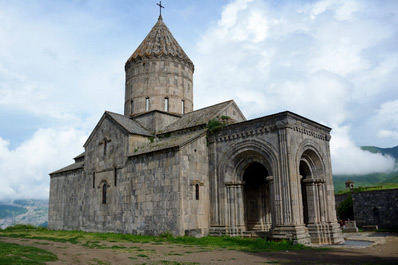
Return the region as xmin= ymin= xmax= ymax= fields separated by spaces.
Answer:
xmin=299 ymin=160 xmax=311 ymax=226
xmin=299 ymin=149 xmax=326 ymax=227
xmin=243 ymin=162 xmax=271 ymax=231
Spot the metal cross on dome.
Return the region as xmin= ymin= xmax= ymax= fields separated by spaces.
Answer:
xmin=157 ymin=1 xmax=164 ymax=17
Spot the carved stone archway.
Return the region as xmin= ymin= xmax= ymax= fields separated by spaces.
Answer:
xmin=213 ymin=139 xmax=278 ymax=236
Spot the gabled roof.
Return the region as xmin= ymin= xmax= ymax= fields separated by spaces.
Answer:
xmin=73 ymin=152 xmax=85 ymax=160
xmin=126 ymin=16 xmax=193 ymax=70
xmin=106 ymin=111 xmax=152 ymax=136
xmin=50 ymin=161 xmax=84 ymax=175
xmin=83 ymin=111 xmax=153 ymax=147
xmin=131 ymin=129 xmax=207 ymax=157
xmin=159 ymin=100 xmax=244 ymax=134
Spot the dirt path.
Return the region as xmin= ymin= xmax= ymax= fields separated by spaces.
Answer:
xmin=1 ymin=234 xmax=398 ymax=264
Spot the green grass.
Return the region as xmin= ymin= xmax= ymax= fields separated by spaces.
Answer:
xmin=0 ymin=224 xmax=308 ymax=253
xmin=333 ymin=171 xmax=398 ymax=194
xmin=0 ymin=241 xmax=57 ymax=264
xmin=336 ymin=183 xmax=398 ymax=195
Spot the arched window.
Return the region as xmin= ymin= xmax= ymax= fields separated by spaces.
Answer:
xmin=164 ymin=97 xmax=169 ymax=112
xmin=181 ymin=100 xmax=185 ymax=114
xmin=145 ymin=97 xmax=150 ymax=111
xmin=102 ymin=184 xmax=107 ymax=204
xmin=195 ymin=184 xmax=199 ymax=200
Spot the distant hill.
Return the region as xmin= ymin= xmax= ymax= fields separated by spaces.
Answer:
xmin=360 ymin=145 xmax=398 ymax=159
xmin=333 ymin=145 xmax=398 ymax=193
xmin=333 ymin=171 xmax=398 ymax=193
xmin=0 ymin=199 xmax=48 ymax=229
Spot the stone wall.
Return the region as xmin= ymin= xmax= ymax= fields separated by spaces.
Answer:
xmin=133 ymin=111 xmax=181 ymax=134
xmin=352 ymin=189 xmax=398 ymax=229
xmin=179 ymin=135 xmax=210 ymax=237
xmin=48 ymin=168 xmax=84 ymax=230
xmin=125 ymin=57 xmax=193 ymax=116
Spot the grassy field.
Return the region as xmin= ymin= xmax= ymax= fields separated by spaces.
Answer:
xmin=0 ymin=224 xmax=307 ymax=255
xmin=0 ymin=241 xmax=57 ymax=264
xmin=336 ymin=183 xmax=398 ymax=195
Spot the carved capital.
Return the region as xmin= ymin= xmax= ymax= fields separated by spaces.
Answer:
xmin=266 ymin=176 xmax=274 ymax=183
xmin=225 ymin=181 xmax=245 ymax=187
xmin=302 ymin=178 xmax=324 ymax=184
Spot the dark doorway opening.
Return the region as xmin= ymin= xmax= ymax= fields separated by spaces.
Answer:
xmin=300 ymin=161 xmax=311 ymax=225
xmin=243 ymin=162 xmax=269 ymax=231
xmin=373 ymin=207 xmax=379 ymax=225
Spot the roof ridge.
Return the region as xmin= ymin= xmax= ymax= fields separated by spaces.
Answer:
xmin=159 ymin=100 xmax=236 ymax=134
xmin=188 ymin=100 xmax=234 ymax=115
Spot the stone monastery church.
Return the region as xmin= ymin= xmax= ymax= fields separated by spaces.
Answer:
xmin=49 ymin=15 xmax=343 ymax=245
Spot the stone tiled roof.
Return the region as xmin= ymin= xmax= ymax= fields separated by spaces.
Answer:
xmin=73 ymin=152 xmax=85 ymax=160
xmin=160 ymin=100 xmax=235 ymax=134
xmin=126 ymin=16 xmax=193 ymax=69
xmin=50 ymin=161 xmax=84 ymax=175
xmin=106 ymin=111 xmax=153 ymax=137
xmin=131 ymin=129 xmax=206 ymax=156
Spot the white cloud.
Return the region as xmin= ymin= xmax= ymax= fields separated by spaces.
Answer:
xmin=0 ymin=129 xmax=86 ymax=201
xmin=375 ymin=100 xmax=398 ymax=140
xmin=194 ymin=0 xmax=398 ymax=174
xmin=0 ymin=2 xmax=125 ymax=123
xmin=330 ymin=125 xmax=395 ymax=175
xmin=310 ymin=0 xmax=360 ymax=21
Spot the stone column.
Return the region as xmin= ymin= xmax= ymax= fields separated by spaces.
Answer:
xmin=225 ymin=182 xmax=245 ymax=235
xmin=317 ymin=181 xmax=326 ymax=222
xmin=266 ymin=176 xmax=275 ymax=229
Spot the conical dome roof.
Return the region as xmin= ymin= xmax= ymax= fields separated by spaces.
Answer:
xmin=127 ymin=16 xmax=194 ymax=70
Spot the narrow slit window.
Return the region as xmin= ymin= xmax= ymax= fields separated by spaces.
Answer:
xmin=92 ymin=172 xmax=95 ymax=188
xmin=145 ymin=97 xmax=150 ymax=111
xmin=130 ymin=100 xmax=134 ymax=114
xmin=181 ymin=100 xmax=185 ymax=114
xmin=102 ymin=184 xmax=107 ymax=204
xmin=164 ymin=97 xmax=169 ymax=112
xmin=195 ymin=184 xmax=199 ymax=200
xmin=114 ymin=167 xmax=117 ymax=186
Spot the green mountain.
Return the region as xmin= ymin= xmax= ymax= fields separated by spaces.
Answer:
xmin=0 ymin=199 xmax=48 ymax=229
xmin=0 ymin=205 xmax=28 ymax=219
xmin=333 ymin=145 xmax=398 ymax=193
xmin=333 ymin=171 xmax=398 ymax=193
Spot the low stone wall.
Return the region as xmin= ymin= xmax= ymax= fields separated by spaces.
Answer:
xmin=352 ymin=189 xmax=398 ymax=229
xmin=335 ymin=189 xmax=398 ymax=229
xmin=334 ymin=193 xmax=348 ymax=208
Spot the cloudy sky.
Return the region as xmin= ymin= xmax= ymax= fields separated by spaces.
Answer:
xmin=0 ymin=0 xmax=397 ymax=200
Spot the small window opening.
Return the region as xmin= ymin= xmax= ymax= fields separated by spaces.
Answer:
xmin=102 ymin=184 xmax=107 ymax=204
xmin=114 ymin=167 xmax=117 ymax=186
xmin=102 ymin=138 xmax=111 ymax=157
xmin=195 ymin=184 xmax=199 ymax=200
xmin=145 ymin=97 xmax=150 ymax=112
xmin=130 ymin=100 xmax=134 ymax=114
xmin=92 ymin=172 xmax=95 ymax=188
xmin=164 ymin=97 xmax=169 ymax=112
xmin=181 ymin=100 xmax=185 ymax=114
